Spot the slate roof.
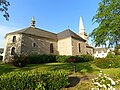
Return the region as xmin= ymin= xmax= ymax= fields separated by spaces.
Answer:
xmin=57 ymin=29 xmax=86 ymax=42
xmin=6 ymin=27 xmax=57 ymax=41
xmin=0 ymin=48 xmax=4 ymax=53
xmin=94 ymin=48 xmax=109 ymax=53
xmin=86 ymin=44 xmax=94 ymax=48
xmin=6 ymin=27 xmax=86 ymax=42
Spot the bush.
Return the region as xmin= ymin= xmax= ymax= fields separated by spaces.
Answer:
xmin=92 ymin=71 xmax=116 ymax=90
xmin=10 ymin=53 xmax=28 ymax=67
xmin=106 ymin=52 xmax=115 ymax=58
xmin=0 ymin=70 xmax=69 ymax=90
xmin=56 ymin=55 xmax=94 ymax=63
xmin=94 ymin=58 xmax=120 ymax=69
xmin=56 ymin=55 xmax=71 ymax=63
xmin=75 ymin=54 xmax=94 ymax=63
xmin=114 ymin=44 xmax=120 ymax=55
xmin=28 ymin=54 xmax=56 ymax=64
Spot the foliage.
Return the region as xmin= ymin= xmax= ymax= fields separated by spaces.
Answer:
xmin=56 ymin=55 xmax=94 ymax=63
xmin=28 ymin=54 xmax=56 ymax=64
xmin=10 ymin=53 xmax=29 ymax=68
xmin=94 ymin=58 xmax=120 ymax=69
xmin=80 ymin=54 xmax=94 ymax=62
xmin=56 ymin=55 xmax=71 ymax=63
xmin=106 ymin=52 xmax=115 ymax=58
xmin=0 ymin=70 xmax=69 ymax=90
xmin=0 ymin=0 xmax=10 ymax=20
xmin=0 ymin=56 xmax=3 ymax=60
xmin=114 ymin=44 xmax=120 ymax=55
xmin=92 ymin=71 xmax=116 ymax=90
xmin=67 ymin=56 xmax=76 ymax=63
xmin=90 ymin=0 xmax=120 ymax=47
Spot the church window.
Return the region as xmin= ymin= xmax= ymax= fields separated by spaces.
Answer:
xmin=13 ymin=36 xmax=16 ymax=42
xmin=11 ymin=47 xmax=15 ymax=55
xmin=50 ymin=43 xmax=54 ymax=53
xmin=78 ymin=43 xmax=81 ymax=52
xmin=32 ymin=43 xmax=36 ymax=47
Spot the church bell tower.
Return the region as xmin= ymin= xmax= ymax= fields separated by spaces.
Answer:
xmin=78 ymin=16 xmax=88 ymax=41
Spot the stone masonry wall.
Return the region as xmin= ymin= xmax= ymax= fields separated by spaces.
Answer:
xmin=21 ymin=34 xmax=58 ymax=55
xmin=86 ymin=47 xmax=94 ymax=56
xmin=3 ymin=34 xmax=22 ymax=62
xmin=71 ymin=38 xmax=86 ymax=55
xmin=58 ymin=37 xmax=72 ymax=55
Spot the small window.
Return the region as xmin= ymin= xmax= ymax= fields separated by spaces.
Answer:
xmin=13 ymin=36 xmax=16 ymax=42
xmin=50 ymin=43 xmax=54 ymax=53
xmin=32 ymin=43 xmax=36 ymax=47
xmin=78 ymin=43 xmax=81 ymax=52
xmin=11 ymin=47 xmax=15 ymax=55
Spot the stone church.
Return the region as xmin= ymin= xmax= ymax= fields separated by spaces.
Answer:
xmin=3 ymin=16 xmax=94 ymax=62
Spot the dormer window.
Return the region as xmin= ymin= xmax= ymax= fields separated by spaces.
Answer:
xmin=13 ymin=36 xmax=16 ymax=42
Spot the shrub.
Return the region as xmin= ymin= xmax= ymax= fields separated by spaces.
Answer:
xmin=92 ymin=71 xmax=116 ymax=90
xmin=68 ymin=56 xmax=76 ymax=63
xmin=114 ymin=44 xmax=120 ymax=55
xmin=94 ymin=58 xmax=120 ymax=69
xmin=106 ymin=52 xmax=115 ymax=58
xmin=78 ymin=54 xmax=94 ymax=62
xmin=10 ymin=53 xmax=28 ymax=67
xmin=0 ymin=70 xmax=69 ymax=90
xmin=28 ymin=54 xmax=56 ymax=64
xmin=56 ymin=55 xmax=94 ymax=63
xmin=56 ymin=55 xmax=71 ymax=63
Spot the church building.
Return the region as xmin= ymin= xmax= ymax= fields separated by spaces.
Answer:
xmin=3 ymin=16 xmax=94 ymax=63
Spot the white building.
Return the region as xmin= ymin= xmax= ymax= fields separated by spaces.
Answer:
xmin=94 ymin=48 xmax=110 ymax=58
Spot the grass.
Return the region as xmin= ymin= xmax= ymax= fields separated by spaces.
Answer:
xmin=0 ymin=62 xmax=120 ymax=89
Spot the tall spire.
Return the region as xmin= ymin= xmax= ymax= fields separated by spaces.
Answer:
xmin=78 ymin=16 xmax=88 ymax=41
xmin=79 ymin=16 xmax=85 ymax=34
xmin=31 ymin=16 xmax=35 ymax=27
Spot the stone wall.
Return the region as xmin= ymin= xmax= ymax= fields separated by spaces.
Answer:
xmin=21 ymin=34 xmax=58 ymax=55
xmin=71 ymin=38 xmax=86 ymax=55
xmin=86 ymin=47 xmax=94 ymax=56
xmin=58 ymin=37 xmax=72 ymax=55
xmin=3 ymin=34 xmax=22 ymax=62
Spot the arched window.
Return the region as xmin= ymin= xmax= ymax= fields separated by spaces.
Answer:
xmin=50 ymin=43 xmax=54 ymax=53
xmin=13 ymin=36 xmax=16 ymax=42
xmin=11 ymin=47 xmax=15 ymax=55
xmin=78 ymin=43 xmax=81 ymax=52
xmin=32 ymin=43 xmax=36 ymax=47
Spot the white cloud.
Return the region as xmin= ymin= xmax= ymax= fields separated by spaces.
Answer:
xmin=0 ymin=25 xmax=19 ymax=48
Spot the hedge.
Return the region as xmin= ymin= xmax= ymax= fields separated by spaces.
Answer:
xmin=9 ymin=54 xmax=94 ymax=66
xmin=0 ymin=70 xmax=69 ymax=90
xmin=56 ymin=54 xmax=94 ymax=63
xmin=94 ymin=57 xmax=120 ymax=69
xmin=28 ymin=54 xmax=56 ymax=64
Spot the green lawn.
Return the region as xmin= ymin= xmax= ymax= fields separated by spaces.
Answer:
xmin=0 ymin=62 xmax=99 ymax=75
xmin=0 ymin=62 xmax=120 ymax=90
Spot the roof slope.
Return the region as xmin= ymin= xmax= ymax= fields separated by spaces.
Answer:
xmin=57 ymin=29 xmax=86 ymax=41
xmin=6 ymin=27 xmax=86 ymax=42
xmin=94 ymin=48 xmax=109 ymax=53
xmin=6 ymin=27 xmax=57 ymax=41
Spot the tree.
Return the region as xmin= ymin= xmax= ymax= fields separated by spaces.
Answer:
xmin=0 ymin=0 xmax=10 ymax=20
xmin=114 ymin=44 xmax=120 ymax=55
xmin=90 ymin=0 xmax=120 ymax=47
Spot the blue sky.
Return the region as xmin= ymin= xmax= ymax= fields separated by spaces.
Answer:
xmin=0 ymin=0 xmax=101 ymax=48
